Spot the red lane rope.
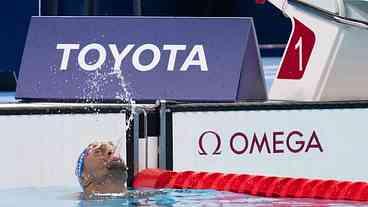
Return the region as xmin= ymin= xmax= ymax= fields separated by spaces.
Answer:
xmin=133 ymin=169 xmax=368 ymax=202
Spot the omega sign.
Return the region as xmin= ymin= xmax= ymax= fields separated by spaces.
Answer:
xmin=198 ymin=130 xmax=323 ymax=155
xmin=56 ymin=43 xmax=208 ymax=72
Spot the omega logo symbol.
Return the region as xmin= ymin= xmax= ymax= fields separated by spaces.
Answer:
xmin=198 ymin=131 xmax=222 ymax=155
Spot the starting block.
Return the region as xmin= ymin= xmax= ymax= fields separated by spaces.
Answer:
xmin=265 ymin=0 xmax=368 ymax=101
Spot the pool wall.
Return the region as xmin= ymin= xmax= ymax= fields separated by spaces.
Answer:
xmin=0 ymin=103 xmax=127 ymax=190
xmin=162 ymin=101 xmax=368 ymax=182
xmin=3 ymin=100 xmax=368 ymax=193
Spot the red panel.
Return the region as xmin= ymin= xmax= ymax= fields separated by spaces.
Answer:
xmin=277 ymin=18 xmax=316 ymax=80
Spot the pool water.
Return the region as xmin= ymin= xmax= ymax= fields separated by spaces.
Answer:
xmin=0 ymin=187 xmax=367 ymax=207
xmin=262 ymin=57 xmax=279 ymax=91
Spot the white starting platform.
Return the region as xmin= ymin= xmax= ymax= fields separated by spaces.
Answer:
xmin=264 ymin=0 xmax=368 ymax=101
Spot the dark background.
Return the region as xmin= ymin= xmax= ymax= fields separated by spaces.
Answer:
xmin=0 ymin=0 xmax=291 ymax=91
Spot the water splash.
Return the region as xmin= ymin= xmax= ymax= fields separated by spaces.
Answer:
xmin=108 ymin=68 xmax=136 ymax=158
xmin=79 ymin=57 xmax=135 ymax=159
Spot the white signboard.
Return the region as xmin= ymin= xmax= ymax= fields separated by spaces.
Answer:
xmin=1 ymin=113 xmax=126 ymax=189
xmin=173 ymin=109 xmax=368 ymax=181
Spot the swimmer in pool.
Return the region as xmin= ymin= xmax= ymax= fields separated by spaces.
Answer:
xmin=75 ymin=141 xmax=128 ymax=199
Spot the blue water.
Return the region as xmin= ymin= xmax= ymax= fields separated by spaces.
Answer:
xmin=0 ymin=187 xmax=367 ymax=207
xmin=262 ymin=57 xmax=279 ymax=91
xmin=0 ymin=91 xmax=16 ymax=102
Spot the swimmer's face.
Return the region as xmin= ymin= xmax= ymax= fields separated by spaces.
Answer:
xmin=83 ymin=141 xmax=127 ymax=183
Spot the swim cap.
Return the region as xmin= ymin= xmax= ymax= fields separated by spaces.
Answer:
xmin=75 ymin=148 xmax=89 ymax=185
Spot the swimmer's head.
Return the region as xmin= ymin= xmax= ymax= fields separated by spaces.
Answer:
xmin=76 ymin=141 xmax=128 ymax=198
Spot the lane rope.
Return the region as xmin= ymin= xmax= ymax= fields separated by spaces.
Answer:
xmin=133 ymin=169 xmax=368 ymax=201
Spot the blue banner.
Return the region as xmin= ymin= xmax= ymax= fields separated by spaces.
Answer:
xmin=16 ymin=17 xmax=267 ymax=102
